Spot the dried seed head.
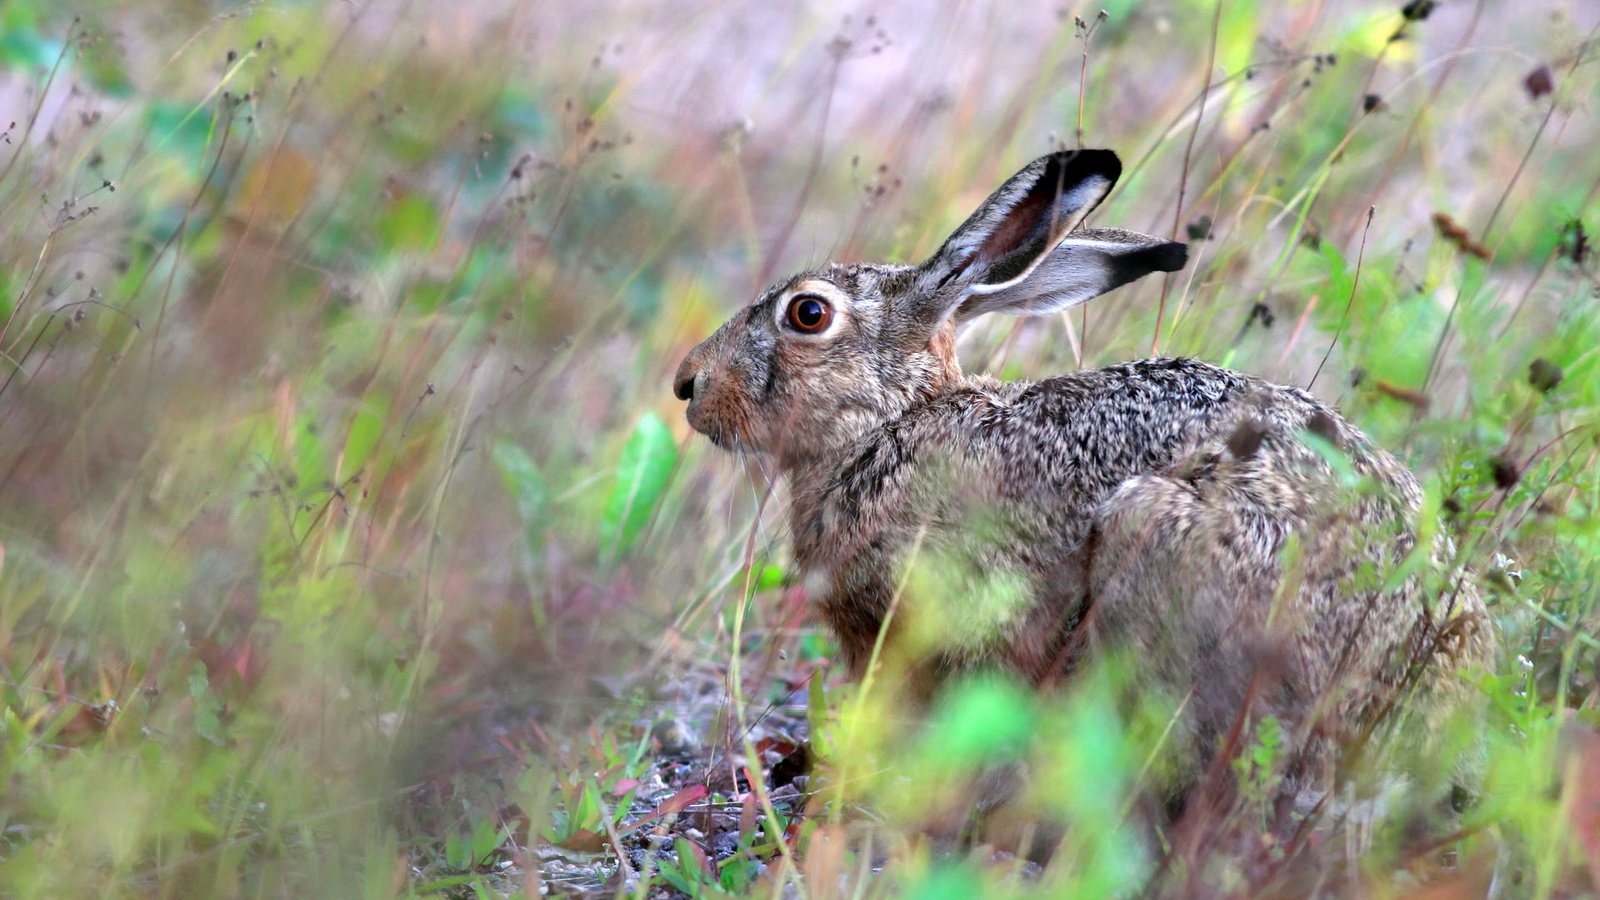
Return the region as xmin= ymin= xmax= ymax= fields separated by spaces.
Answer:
xmin=1400 ymin=0 xmax=1437 ymax=22
xmin=1523 ymin=64 xmax=1554 ymax=100
xmin=1489 ymin=454 xmax=1520 ymax=490
xmin=1528 ymin=358 xmax=1563 ymax=394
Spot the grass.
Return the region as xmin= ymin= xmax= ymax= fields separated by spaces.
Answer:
xmin=0 ymin=0 xmax=1597 ymax=896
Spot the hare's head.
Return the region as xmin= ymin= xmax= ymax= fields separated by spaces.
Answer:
xmin=673 ymin=149 xmax=1186 ymax=465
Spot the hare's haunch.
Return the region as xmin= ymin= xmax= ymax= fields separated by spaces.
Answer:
xmin=675 ymin=149 xmax=1492 ymax=802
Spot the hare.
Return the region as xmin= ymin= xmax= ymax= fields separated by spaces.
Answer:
xmin=673 ymin=149 xmax=1492 ymax=811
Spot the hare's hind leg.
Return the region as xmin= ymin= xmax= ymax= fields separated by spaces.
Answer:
xmin=1085 ymin=461 xmax=1340 ymax=811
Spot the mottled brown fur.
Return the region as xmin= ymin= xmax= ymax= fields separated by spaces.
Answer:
xmin=675 ymin=149 xmax=1493 ymax=807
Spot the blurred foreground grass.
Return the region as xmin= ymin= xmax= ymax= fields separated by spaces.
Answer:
xmin=0 ymin=0 xmax=1598 ymax=896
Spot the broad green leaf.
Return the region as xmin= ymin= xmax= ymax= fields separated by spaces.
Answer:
xmin=903 ymin=863 xmax=983 ymax=900
xmin=443 ymin=827 xmax=467 ymax=870
xmin=293 ymin=414 xmax=329 ymax=496
xmin=495 ymin=89 xmax=553 ymax=142
xmin=807 ymin=670 xmax=832 ymax=757
xmin=0 ymin=24 xmax=61 ymax=73
xmin=79 ymin=42 xmax=134 ymax=98
xmin=754 ymin=563 xmax=784 ymax=592
xmin=493 ymin=441 xmax=549 ymax=552
xmin=600 ymin=411 xmax=677 ymax=560
xmin=406 ymin=278 xmax=449 ymax=313
xmin=341 ymin=402 xmax=387 ymax=477
xmin=1215 ymin=0 xmax=1261 ymax=75
xmin=143 ymin=100 xmax=215 ymax=174
xmin=926 ymin=676 xmax=1033 ymax=766
xmin=188 ymin=662 xmax=223 ymax=746
xmin=376 ymin=193 xmax=440 ymax=253
xmin=572 ymin=780 xmax=602 ymax=833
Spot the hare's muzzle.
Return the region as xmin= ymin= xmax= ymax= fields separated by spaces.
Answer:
xmin=673 ymin=349 xmax=717 ymax=440
xmin=673 ymin=361 xmax=697 ymax=402
xmin=673 ymin=337 xmax=758 ymax=450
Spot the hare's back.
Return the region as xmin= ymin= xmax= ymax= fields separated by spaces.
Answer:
xmin=979 ymin=358 xmax=1332 ymax=499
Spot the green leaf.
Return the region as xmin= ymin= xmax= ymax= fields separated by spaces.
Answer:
xmin=444 ymin=827 xmax=466 ymax=870
xmin=804 ymin=672 xmax=833 ymax=759
xmin=493 ymin=441 xmax=549 ymax=553
xmin=406 ymin=277 xmax=450 ymax=314
xmin=293 ymin=414 xmax=329 ymax=495
xmin=718 ymin=857 xmax=755 ymax=892
xmin=926 ymin=676 xmax=1033 ymax=766
xmin=376 ymin=194 xmax=440 ymax=253
xmin=0 ymin=24 xmax=61 ymax=72
xmin=187 ymin=662 xmax=223 ymax=746
xmin=143 ymin=101 xmax=215 ymax=175
xmin=655 ymin=855 xmax=699 ymax=896
xmin=903 ymin=863 xmax=983 ymax=900
xmin=1214 ymin=0 xmax=1261 ymax=75
xmin=79 ymin=41 xmax=134 ymax=98
xmin=571 ymin=780 xmax=602 ymax=833
xmin=341 ymin=401 xmax=386 ymax=476
xmin=1251 ymin=716 xmax=1284 ymax=768
xmin=600 ymin=412 xmax=677 ymax=560
xmin=466 ymin=817 xmax=502 ymax=863
xmin=754 ymin=563 xmax=784 ymax=592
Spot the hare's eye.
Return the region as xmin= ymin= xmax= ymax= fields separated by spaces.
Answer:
xmin=786 ymin=295 xmax=833 ymax=333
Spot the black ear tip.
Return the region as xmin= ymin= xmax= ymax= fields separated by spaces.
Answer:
xmin=1045 ymin=148 xmax=1121 ymax=185
xmin=1152 ymin=240 xmax=1188 ymax=272
xmin=1104 ymin=239 xmax=1188 ymax=288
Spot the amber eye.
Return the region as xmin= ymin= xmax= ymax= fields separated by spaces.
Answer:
xmin=786 ymin=295 xmax=832 ymax=333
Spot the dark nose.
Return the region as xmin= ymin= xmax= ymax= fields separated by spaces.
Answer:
xmin=673 ymin=356 xmax=698 ymax=401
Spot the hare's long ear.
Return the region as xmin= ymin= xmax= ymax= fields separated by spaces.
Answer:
xmin=955 ymin=226 xmax=1188 ymax=324
xmin=909 ymin=149 xmax=1186 ymax=327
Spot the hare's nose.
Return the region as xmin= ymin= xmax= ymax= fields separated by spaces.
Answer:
xmin=673 ymin=357 xmax=699 ymax=401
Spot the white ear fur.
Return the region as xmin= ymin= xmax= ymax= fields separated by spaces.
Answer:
xmin=954 ymin=229 xmax=1188 ymax=323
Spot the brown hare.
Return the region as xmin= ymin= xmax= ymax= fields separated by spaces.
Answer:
xmin=673 ymin=149 xmax=1492 ymax=815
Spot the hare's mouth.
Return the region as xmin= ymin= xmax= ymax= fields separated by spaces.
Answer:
xmin=698 ymin=421 xmax=759 ymax=456
xmin=685 ymin=412 xmax=731 ymax=451
xmin=684 ymin=401 xmax=748 ymax=452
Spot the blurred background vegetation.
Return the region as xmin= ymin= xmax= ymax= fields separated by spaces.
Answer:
xmin=0 ymin=0 xmax=1596 ymax=896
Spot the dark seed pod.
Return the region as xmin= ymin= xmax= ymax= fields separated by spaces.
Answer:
xmin=1528 ymin=358 xmax=1563 ymax=394
xmin=1400 ymin=0 xmax=1437 ymax=22
xmin=1524 ymin=64 xmax=1554 ymax=100
xmin=1489 ymin=454 xmax=1520 ymax=490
